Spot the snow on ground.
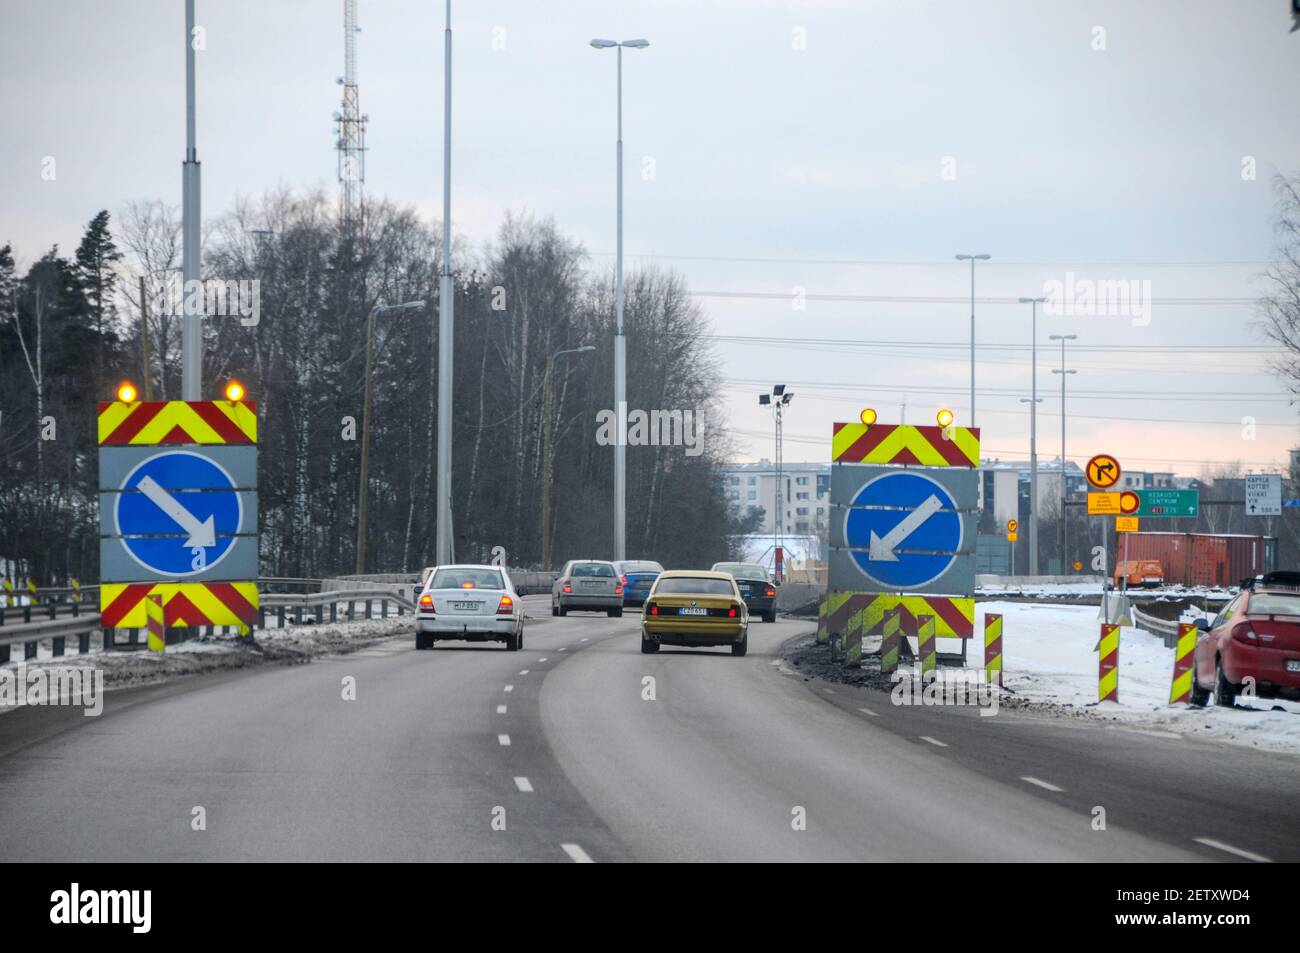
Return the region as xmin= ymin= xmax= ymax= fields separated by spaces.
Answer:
xmin=987 ymin=600 xmax=1300 ymax=753
xmin=977 ymin=582 xmax=1235 ymax=599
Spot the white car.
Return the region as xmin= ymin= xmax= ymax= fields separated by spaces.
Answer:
xmin=415 ymin=564 xmax=524 ymax=651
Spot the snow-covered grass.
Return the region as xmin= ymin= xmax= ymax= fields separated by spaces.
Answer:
xmin=985 ymin=600 xmax=1300 ymax=753
xmin=977 ymin=582 xmax=1235 ymax=599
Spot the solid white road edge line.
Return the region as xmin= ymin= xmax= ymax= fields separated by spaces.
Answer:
xmin=920 ymin=736 xmax=948 ymax=748
xmin=1193 ymin=837 xmax=1272 ymax=863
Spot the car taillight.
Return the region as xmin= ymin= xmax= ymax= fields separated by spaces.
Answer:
xmin=648 ymin=603 xmax=659 ymax=616
xmin=620 ymin=575 xmax=628 ymax=586
xmin=461 ymin=582 xmax=475 ymax=589
xmin=765 ymin=586 xmax=776 ymax=597
xmin=728 ymin=606 xmax=737 ymax=618
xmin=497 ymin=595 xmax=513 ymax=616
xmin=563 ymin=583 xmax=572 ymax=593
xmin=1231 ymin=622 xmax=1259 ymax=645
xmin=615 ymin=585 xmax=624 ymax=595
xmin=419 ymin=593 xmax=434 ymax=613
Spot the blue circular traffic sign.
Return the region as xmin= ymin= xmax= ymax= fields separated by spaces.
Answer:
xmin=843 ymin=471 xmax=963 ymax=590
xmin=116 ymin=451 xmax=242 ymax=577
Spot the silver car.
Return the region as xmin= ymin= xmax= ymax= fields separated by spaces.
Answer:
xmin=416 ymin=564 xmax=524 ymax=651
xmin=551 ymin=559 xmax=623 ymax=617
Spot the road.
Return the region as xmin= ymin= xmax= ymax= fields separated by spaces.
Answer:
xmin=1 ymin=594 xmax=1296 ymax=862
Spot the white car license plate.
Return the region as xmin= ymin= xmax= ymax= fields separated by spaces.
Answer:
xmin=452 ymin=601 xmax=480 ymax=611
xmin=679 ymin=607 xmax=707 ymax=616
xmin=1287 ymin=660 xmax=1300 ymax=673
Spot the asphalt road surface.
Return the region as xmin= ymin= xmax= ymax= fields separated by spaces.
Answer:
xmin=2 ymin=594 xmax=1296 ymax=862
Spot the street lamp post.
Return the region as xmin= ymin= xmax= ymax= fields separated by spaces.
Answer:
xmin=1050 ymin=334 xmax=1078 ymax=570
xmin=541 ymin=345 xmax=596 ymax=569
xmin=436 ymin=1 xmax=455 ymax=567
xmin=955 ymin=253 xmax=990 ymax=426
xmin=357 ymin=300 xmax=425 ymax=573
xmin=591 ymin=37 xmax=649 ymax=563
xmin=1019 ymin=295 xmax=1046 ymax=575
xmin=760 ymin=386 xmax=794 ymax=579
xmin=181 ymin=0 xmax=202 ymax=400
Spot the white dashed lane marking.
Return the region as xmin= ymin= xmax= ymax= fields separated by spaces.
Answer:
xmin=513 ymin=777 xmax=533 ymax=793
xmin=1193 ymin=837 xmax=1272 ymax=863
xmin=537 ymin=658 xmax=547 ymax=663
xmin=503 ymin=685 xmax=513 ymax=693
xmin=496 ymin=705 xmax=507 ymax=714
xmin=498 ymin=734 xmax=511 ymax=746
xmin=519 ymin=669 xmax=530 ymax=675
xmin=561 ymin=843 xmax=594 ymax=863
xmin=858 ymin=707 xmax=878 ymax=717
xmin=1021 ymin=776 xmax=1064 ymax=793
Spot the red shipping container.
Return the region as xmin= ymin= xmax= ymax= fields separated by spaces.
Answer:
xmin=1117 ymin=533 xmax=1276 ymax=587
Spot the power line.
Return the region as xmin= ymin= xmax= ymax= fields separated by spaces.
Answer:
xmin=692 ymin=290 xmax=1256 ymax=306
xmin=595 ymin=251 xmax=1271 ymax=269
xmin=705 ymin=334 xmax=1276 ymax=354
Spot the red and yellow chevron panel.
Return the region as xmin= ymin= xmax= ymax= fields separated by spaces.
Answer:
xmin=99 ymin=582 xmax=258 ymax=628
xmin=827 ymin=592 xmax=975 ymax=639
xmin=97 ymin=400 xmax=258 ymax=446
xmin=832 ymin=422 xmax=979 ymax=467
xmin=1169 ymin=622 xmax=1195 ymax=704
xmin=984 ymin=612 xmax=1003 ymax=686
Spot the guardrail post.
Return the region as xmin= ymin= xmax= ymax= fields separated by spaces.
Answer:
xmin=330 ymin=602 xmax=337 ymax=624
xmin=79 ymin=631 xmax=90 ymax=654
xmin=348 ymin=600 xmax=355 ymax=621
xmin=381 ymin=600 xmax=388 ymax=619
xmin=47 ymin=602 xmax=56 ymax=620
xmin=258 ymin=605 xmax=266 ymax=628
xmin=365 ymin=599 xmax=372 ymax=620
xmin=277 ymin=605 xmax=285 ymax=628
xmin=0 ymin=607 xmax=6 ymax=626
xmin=23 ymin=604 xmax=31 ymax=623
xmin=104 ymin=628 xmax=115 ymax=651
xmin=295 ymin=605 xmax=303 ymax=625
xmin=128 ymin=628 xmax=139 ymax=647
xmin=52 ymin=635 xmax=65 ymax=657
xmin=0 ymin=643 xmax=9 ymax=663
xmin=24 ymin=640 xmax=37 ymax=660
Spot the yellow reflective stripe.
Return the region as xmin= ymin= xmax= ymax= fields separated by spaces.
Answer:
xmin=97 ymin=401 xmax=137 ymax=443
xmin=831 ymin=424 xmax=868 ymax=461
xmin=1099 ymin=669 xmax=1119 ymax=696
xmin=1170 ymin=671 xmax=1192 ymax=702
xmin=213 ymin=399 xmax=258 ymax=442
xmin=948 ymin=426 xmax=981 ymax=465
xmin=1099 ymin=630 xmax=1120 ymax=656
xmin=131 ymin=403 xmax=223 ymax=444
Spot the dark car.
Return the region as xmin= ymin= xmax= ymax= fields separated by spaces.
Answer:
xmin=711 ymin=561 xmax=777 ymax=623
xmin=614 ymin=560 xmax=664 ymax=606
xmin=1190 ymin=577 xmax=1300 ymax=707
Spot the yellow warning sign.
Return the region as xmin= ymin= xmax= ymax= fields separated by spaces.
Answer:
xmin=1116 ymin=516 xmax=1140 ymax=533
xmin=1088 ymin=492 xmax=1121 ymax=515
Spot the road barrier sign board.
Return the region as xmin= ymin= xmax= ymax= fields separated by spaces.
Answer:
xmin=1116 ymin=516 xmax=1139 ymax=533
xmin=1086 ymin=454 xmax=1121 ymax=489
xmin=98 ymin=400 xmax=258 ymax=624
xmin=1007 ymin=531 xmax=1018 ymax=542
xmin=1135 ymin=488 xmax=1198 ymax=518
xmin=1245 ymin=474 xmax=1282 ymax=516
xmin=829 ymin=466 xmax=976 ymax=595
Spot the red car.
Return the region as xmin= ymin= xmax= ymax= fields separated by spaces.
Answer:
xmin=1191 ymin=575 xmax=1300 ymax=707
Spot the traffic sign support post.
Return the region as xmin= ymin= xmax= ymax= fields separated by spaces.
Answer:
xmin=1086 ymin=454 xmax=1121 ymax=625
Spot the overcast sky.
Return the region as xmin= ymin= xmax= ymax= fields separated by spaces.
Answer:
xmin=5 ymin=0 xmax=1299 ymax=477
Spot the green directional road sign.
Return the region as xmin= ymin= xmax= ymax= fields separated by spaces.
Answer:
xmin=1136 ymin=488 xmax=1199 ymax=518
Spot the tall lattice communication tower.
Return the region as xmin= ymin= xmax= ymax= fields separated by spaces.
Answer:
xmin=334 ymin=0 xmax=368 ymax=226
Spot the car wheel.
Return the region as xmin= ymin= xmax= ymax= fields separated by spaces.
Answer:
xmin=731 ymin=630 xmax=748 ymax=657
xmin=558 ymin=604 xmax=567 ymax=617
xmin=506 ymin=630 xmax=521 ymax=652
xmin=1212 ymin=657 xmax=1238 ymax=708
xmin=1188 ymin=662 xmax=1210 ymax=707
xmin=551 ymin=603 xmax=559 ymax=617
xmin=608 ymin=607 xmax=623 ymax=618
xmin=641 ymin=636 xmax=659 ymax=654
xmin=763 ymin=609 xmax=776 ymax=624
xmin=415 ymin=632 xmax=432 ymax=650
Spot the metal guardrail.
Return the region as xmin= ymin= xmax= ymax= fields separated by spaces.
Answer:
xmin=0 ymin=614 xmax=104 ymax=662
xmin=1131 ymin=606 xmax=1182 ymax=648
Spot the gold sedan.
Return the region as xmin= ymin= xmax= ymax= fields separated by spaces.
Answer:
xmin=640 ymin=570 xmax=749 ymax=656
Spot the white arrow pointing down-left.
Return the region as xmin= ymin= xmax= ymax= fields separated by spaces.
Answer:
xmin=136 ymin=475 xmax=216 ymax=549
xmin=868 ymin=494 xmax=944 ymax=562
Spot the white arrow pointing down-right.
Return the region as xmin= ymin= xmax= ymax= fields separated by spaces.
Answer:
xmin=868 ymin=494 xmax=944 ymax=562
xmin=136 ymin=475 xmax=216 ymax=549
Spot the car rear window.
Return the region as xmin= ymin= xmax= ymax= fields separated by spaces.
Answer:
xmin=1248 ymin=593 xmax=1300 ymax=616
xmin=655 ymin=577 xmax=735 ymax=596
xmin=429 ymin=568 xmax=504 ymax=590
xmin=622 ymin=561 xmax=662 ymax=574
xmin=572 ymin=563 xmax=615 ymax=578
xmin=713 ymin=563 xmax=766 ymax=581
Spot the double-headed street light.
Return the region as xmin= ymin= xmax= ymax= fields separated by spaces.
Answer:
xmin=760 ymin=386 xmax=794 ymax=579
xmin=541 ymin=345 xmax=597 ymax=570
xmin=591 ymin=36 xmax=649 ymax=563
xmin=357 ymin=300 xmax=426 ymax=573
xmin=1050 ymin=334 xmax=1078 ymax=569
xmin=1019 ymin=296 xmax=1046 ymax=575
xmin=955 ymin=253 xmax=990 ymax=426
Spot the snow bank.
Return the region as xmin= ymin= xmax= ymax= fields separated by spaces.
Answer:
xmin=987 ymin=600 xmax=1300 ymax=753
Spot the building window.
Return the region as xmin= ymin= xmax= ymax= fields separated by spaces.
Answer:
xmin=747 ymin=491 xmax=756 ymax=501
xmin=746 ymin=477 xmax=756 ymax=486
xmin=796 ymin=492 xmax=809 ymax=501
xmin=796 ymin=476 xmax=809 ymax=485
